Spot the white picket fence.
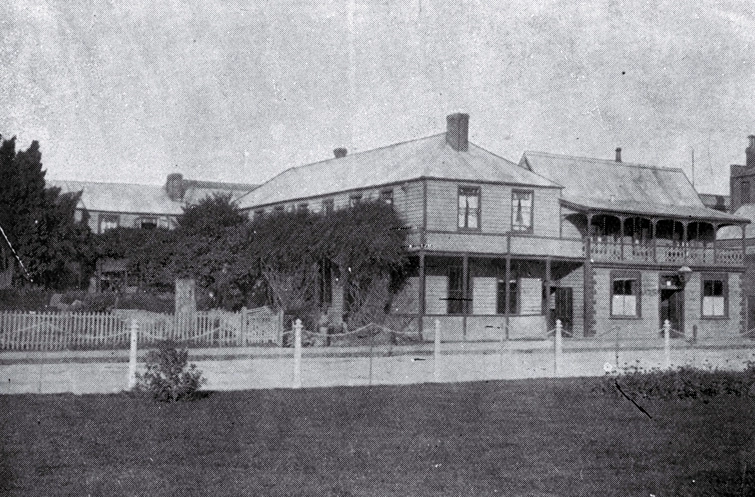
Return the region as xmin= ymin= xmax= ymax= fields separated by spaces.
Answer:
xmin=0 ymin=307 xmax=283 ymax=351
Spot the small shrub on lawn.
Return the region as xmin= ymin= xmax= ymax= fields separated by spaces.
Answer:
xmin=136 ymin=341 xmax=206 ymax=402
xmin=596 ymin=361 xmax=755 ymax=401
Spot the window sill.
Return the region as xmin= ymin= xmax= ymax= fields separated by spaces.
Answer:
xmin=609 ymin=315 xmax=642 ymax=320
xmin=700 ymin=315 xmax=729 ymax=320
xmin=457 ymin=228 xmax=482 ymax=233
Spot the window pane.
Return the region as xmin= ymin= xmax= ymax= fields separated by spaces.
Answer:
xmin=703 ymin=296 xmax=714 ymax=316
xmin=703 ymin=280 xmax=713 ymax=296
xmin=467 ymin=195 xmax=478 ymax=209
xmin=713 ymin=280 xmax=723 ymax=296
xmin=467 ymin=213 xmax=478 ymax=229
xmin=713 ymin=296 xmax=725 ymax=316
xmin=623 ymin=296 xmax=636 ymax=316
xmin=508 ymin=280 xmax=518 ymax=314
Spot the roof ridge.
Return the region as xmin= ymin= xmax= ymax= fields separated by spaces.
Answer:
xmin=48 ymin=179 xmax=165 ymax=188
xmin=247 ymin=133 xmax=447 ymax=192
xmin=524 ymin=150 xmax=682 ymax=172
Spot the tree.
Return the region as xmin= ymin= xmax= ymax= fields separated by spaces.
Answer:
xmin=174 ymin=193 xmax=255 ymax=310
xmin=0 ymin=136 xmax=91 ymax=289
xmin=250 ymin=201 xmax=410 ymax=329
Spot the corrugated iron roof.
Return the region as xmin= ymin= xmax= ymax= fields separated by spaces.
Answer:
xmin=521 ymin=152 xmax=747 ymax=224
xmin=48 ymin=179 xmax=257 ymax=215
xmin=237 ymin=134 xmax=559 ymax=209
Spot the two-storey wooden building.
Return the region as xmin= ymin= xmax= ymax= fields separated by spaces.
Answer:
xmin=238 ymin=114 xmax=749 ymax=340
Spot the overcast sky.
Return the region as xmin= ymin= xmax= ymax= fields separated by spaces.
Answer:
xmin=2 ymin=0 xmax=754 ymax=194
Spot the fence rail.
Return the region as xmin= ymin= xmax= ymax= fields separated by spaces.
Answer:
xmin=0 ymin=308 xmax=283 ymax=351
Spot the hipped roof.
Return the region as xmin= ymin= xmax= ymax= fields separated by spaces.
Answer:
xmin=520 ymin=152 xmax=747 ymax=224
xmin=237 ymin=134 xmax=559 ymax=209
xmin=48 ymin=179 xmax=257 ymax=215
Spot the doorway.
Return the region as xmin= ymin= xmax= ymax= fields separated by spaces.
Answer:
xmin=659 ymin=279 xmax=684 ymax=337
xmin=550 ymin=287 xmax=573 ymax=334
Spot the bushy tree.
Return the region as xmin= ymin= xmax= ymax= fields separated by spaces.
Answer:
xmin=173 ymin=194 xmax=256 ymax=310
xmin=92 ymin=226 xmax=177 ymax=290
xmin=0 ymin=136 xmax=91 ymax=289
xmin=250 ymin=201 xmax=410 ymax=327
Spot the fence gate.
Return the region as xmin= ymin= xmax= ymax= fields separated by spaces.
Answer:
xmin=241 ymin=307 xmax=283 ymax=345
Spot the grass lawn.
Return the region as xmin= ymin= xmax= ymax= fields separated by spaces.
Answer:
xmin=1 ymin=378 xmax=754 ymax=496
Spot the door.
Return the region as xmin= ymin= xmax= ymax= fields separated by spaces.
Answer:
xmin=660 ymin=289 xmax=684 ymax=337
xmin=551 ymin=287 xmax=573 ymax=333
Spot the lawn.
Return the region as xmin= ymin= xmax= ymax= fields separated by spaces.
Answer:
xmin=1 ymin=378 xmax=754 ymax=496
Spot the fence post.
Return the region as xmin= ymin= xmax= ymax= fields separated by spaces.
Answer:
xmin=554 ymin=319 xmax=563 ymax=376
xmin=293 ymin=318 xmax=302 ymax=389
xmin=238 ymin=308 xmax=246 ymax=347
xmin=128 ymin=319 xmax=138 ymax=390
xmin=434 ymin=319 xmax=441 ymax=382
xmin=663 ymin=319 xmax=671 ymax=369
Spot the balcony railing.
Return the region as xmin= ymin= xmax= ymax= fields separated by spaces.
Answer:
xmin=589 ymin=240 xmax=743 ymax=266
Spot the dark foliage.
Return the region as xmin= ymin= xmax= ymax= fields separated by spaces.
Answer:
xmin=0 ymin=136 xmax=92 ymax=289
xmin=596 ymin=361 xmax=755 ymax=401
xmin=251 ymin=201 xmax=410 ymax=327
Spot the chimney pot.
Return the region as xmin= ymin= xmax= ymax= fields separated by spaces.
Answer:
xmin=334 ymin=148 xmax=347 ymax=159
xmin=166 ymin=173 xmax=184 ymax=202
xmin=615 ymin=147 xmax=622 ymax=163
xmin=446 ymin=113 xmax=469 ymax=152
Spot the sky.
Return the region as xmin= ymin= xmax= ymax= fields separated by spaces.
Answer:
xmin=2 ymin=0 xmax=755 ymax=194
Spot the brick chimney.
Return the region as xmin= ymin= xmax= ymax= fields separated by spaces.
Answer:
xmin=747 ymin=135 xmax=755 ymax=169
xmin=446 ymin=113 xmax=469 ymax=152
xmin=334 ymin=148 xmax=347 ymax=159
xmin=615 ymin=147 xmax=622 ymax=163
xmin=166 ymin=173 xmax=184 ymax=201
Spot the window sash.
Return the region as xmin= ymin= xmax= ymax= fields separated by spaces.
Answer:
xmin=611 ymin=275 xmax=639 ymax=316
xmin=702 ymin=277 xmax=727 ymax=317
xmin=458 ymin=187 xmax=480 ymax=229
xmin=511 ymin=190 xmax=533 ymax=231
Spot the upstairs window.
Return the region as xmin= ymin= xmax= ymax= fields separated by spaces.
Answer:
xmin=511 ymin=190 xmax=533 ymax=233
xmin=322 ymin=199 xmax=334 ymax=215
xmin=136 ymin=217 xmax=157 ymax=230
xmin=611 ymin=271 xmax=640 ymax=317
xmin=99 ymin=214 xmax=119 ymax=233
xmin=458 ymin=186 xmax=480 ymax=230
xmin=380 ymin=189 xmax=394 ymax=205
xmin=702 ymin=275 xmax=727 ymax=317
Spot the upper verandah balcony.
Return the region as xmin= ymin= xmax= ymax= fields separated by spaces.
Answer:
xmin=564 ymin=208 xmax=747 ymax=266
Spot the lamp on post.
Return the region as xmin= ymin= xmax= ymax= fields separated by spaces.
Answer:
xmin=677 ymin=266 xmax=692 ymax=286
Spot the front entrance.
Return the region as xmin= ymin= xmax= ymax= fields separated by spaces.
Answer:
xmin=659 ymin=275 xmax=684 ymax=337
xmin=550 ymin=287 xmax=573 ymax=333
